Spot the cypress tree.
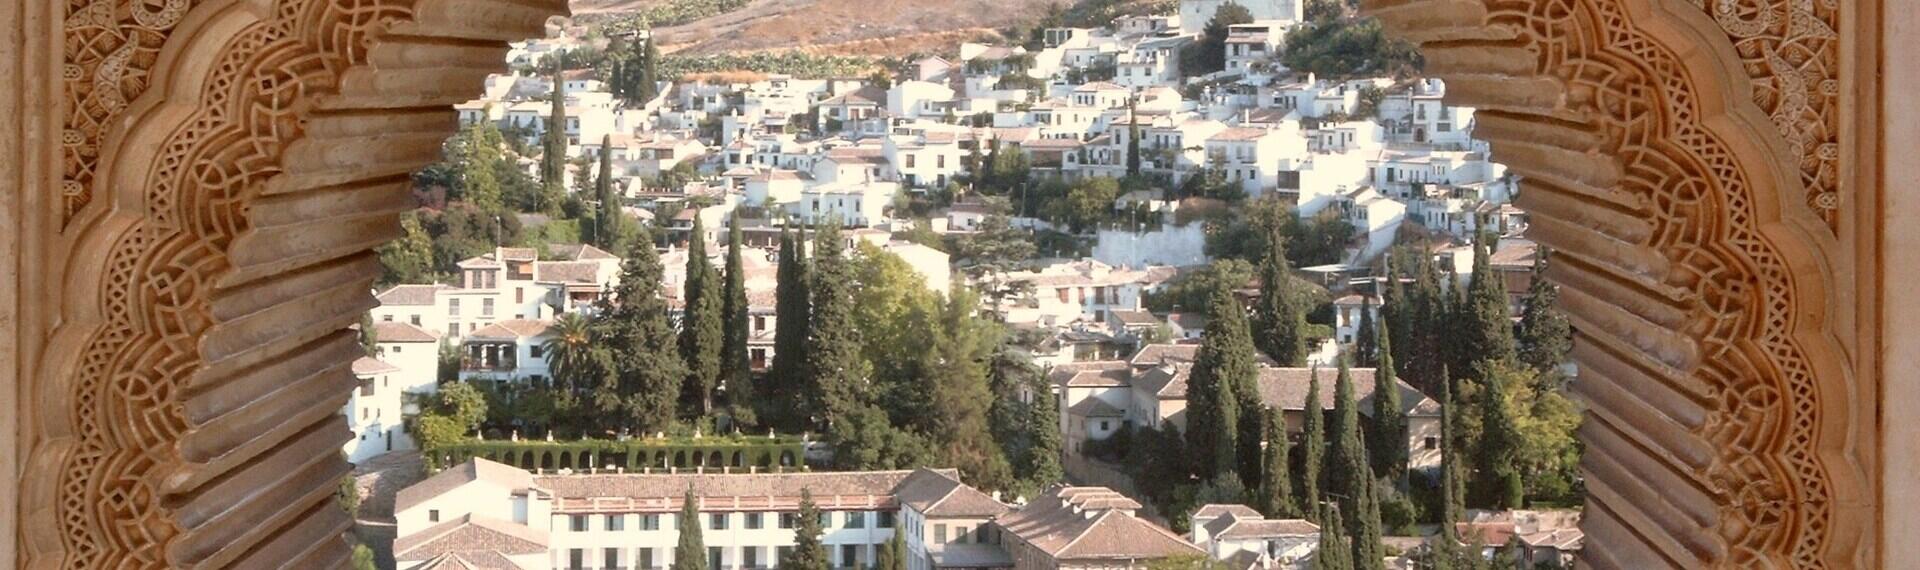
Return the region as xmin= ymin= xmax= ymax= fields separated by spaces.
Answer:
xmin=1410 ymin=256 xmax=1450 ymax=395
xmin=877 ymin=528 xmax=906 ymax=570
xmin=1258 ymin=407 xmax=1297 ymax=518
xmin=639 ymin=35 xmax=662 ymax=103
xmin=595 ymin=134 xmax=621 ymax=250
xmin=1476 ymin=361 xmax=1526 ymax=509
xmin=1461 ymin=231 xmax=1517 ymax=374
xmin=1367 ymin=318 xmax=1408 ymax=486
xmin=1380 ymin=256 xmax=1415 ymax=380
xmin=1515 ymin=253 xmax=1571 ymax=376
xmin=1325 ymin=359 xmax=1363 ymax=523
xmin=1125 ymin=101 xmax=1142 ymax=176
xmin=1186 ymin=284 xmax=1258 ymax=481
xmin=786 ymin=489 xmax=830 ymax=570
xmin=602 ymin=232 xmax=686 ymax=433
xmin=541 ymin=70 xmax=568 ymax=190
xmin=1313 ymin=505 xmax=1353 ymax=570
xmin=720 ymin=217 xmax=755 ymax=427
xmin=1254 ymin=228 xmax=1307 ymax=365
xmin=1026 ymin=380 xmax=1066 ymax=488
xmin=1438 ymin=364 xmax=1466 ymax=538
xmin=1353 ymin=298 xmax=1378 ymax=367
xmin=1298 ymin=369 xmax=1326 ymax=522
xmin=680 ymin=217 xmax=724 ymax=418
xmin=1348 ymin=431 xmax=1387 ymax=570
xmin=673 ymin=488 xmax=707 ymax=570
xmin=767 ymin=227 xmax=812 ymax=431
xmin=805 ymin=220 xmax=869 ymax=430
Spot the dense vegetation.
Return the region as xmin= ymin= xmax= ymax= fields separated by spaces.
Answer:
xmin=1279 ymin=0 xmax=1422 ymax=78
xmin=585 ymin=0 xmax=758 ymax=35
xmin=660 ymin=52 xmax=880 ymax=80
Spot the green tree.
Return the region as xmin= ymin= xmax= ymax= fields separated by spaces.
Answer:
xmin=767 ymin=227 xmax=812 ymax=431
xmin=720 ymin=217 xmax=756 ymax=427
xmin=1257 ymin=408 xmax=1297 ymax=517
xmin=878 ymin=528 xmax=907 ymax=570
xmin=1353 ymin=299 xmax=1378 ymax=367
xmin=1458 ymin=231 xmax=1517 ymax=377
xmin=1367 ymin=318 xmax=1408 ymax=486
xmin=673 ymin=488 xmax=708 ymax=570
xmin=1475 ymin=359 xmax=1525 ymax=509
xmin=1125 ymin=101 xmax=1142 ymax=176
xmin=639 ymin=36 xmax=662 ymax=103
xmin=805 ymin=220 xmax=870 ymax=430
xmin=1515 ymin=254 xmax=1571 ymax=377
xmin=432 ymin=381 xmax=489 ymax=432
xmin=378 ymin=211 xmax=436 ymax=285
xmin=1437 ymin=364 xmax=1466 ymax=534
xmin=594 ymin=134 xmax=623 ymax=250
xmin=544 ymin=313 xmax=594 ymax=389
xmin=1325 ymin=360 xmax=1365 ymax=519
xmin=785 ymin=489 xmax=830 ymax=570
xmin=1253 ymin=228 xmax=1307 ymax=365
xmin=337 ymin=474 xmax=360 ymax=516
xmin=1314 ymin=505 xmax=1353 ymax=570
xmin=351 ymin=544 xmax=378 ymax=570
xmin=460 ymin=122 xmax=505 ymax=214
xmin=600 ymin=234 xmax=687 ymax=433
xmin=541 ymin=70 xmax=569 ymax=191
xmin=1348 ymin=430 xmax=1387 ymax=570
xmin=1024 ymin=383 xmax=1066 ymax=491
xmin=680 ymin=217 xmax=725 ymax=418
xmin=1298 ymin=370 xmax=1326 ymax=521
xmin=1185 ymin=285 xmax=1259 ymax=481
xmin=930 ymin=289 xmax=1015 ymax=490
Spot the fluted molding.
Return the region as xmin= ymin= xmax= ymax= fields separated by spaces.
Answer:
xmin=14 ymin=0 xmax=564 ymax=567
xmin=1360 ymin=0 xmax=1876 ymax=566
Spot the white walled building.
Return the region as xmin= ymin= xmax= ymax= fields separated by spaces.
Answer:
xmin=458 ymin=319 xmax=556 ymax=385
xmin=1189 ymin=505 xmax=1319 ymax=568
xmin=371 ymin=245 xmax=622 ymax=343
xmin=1181 ymin=0 xmax=1303 ymax=34
xmin=343 ymin=356 xmax=416 ymax=463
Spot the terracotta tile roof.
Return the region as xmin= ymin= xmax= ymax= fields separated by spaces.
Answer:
xmin=895 ymin=469 xmax=1012 ymax=518
xmin=1518 ymin=528 xmax=1584 ymax=550
xmin=1209 ymin=127 xmax=1273 ymax=142
xmin=1455 ymin=521 xmax=1516 ymax=547
xmin=1130 ymin=344 xmax=1197 ymax=367
xmin=498 ymin=247 xmax=538 ymax=261
xmin=820 ymin=85 xmax=887 ymax=107
xmin=374 ymin=321 xmax=441 ymax=343
xmin=1254 ymin=367 xmax=1438 ymax=417
xmin=1192 ymin=504 xmax=1263 ymax=519
xmin=535 ymin=260 xmax=601 ymax=284
xmin=396 ymin=458 xmax=538 ymax=513
xmin=353 ymin=356 xmax=401 ymax=376
xmin=1215 ymin=518 xmax=1320 ymax=539
xmin=467 ymin=319 xmax=556 ymax=341
xmin=1068 ymin=397 xmax=1127 ymax=418
xmin=1132 ymin=364 xmax=1189 ymax=399
xmin=378 ymin=284 xmax=456 ymax=306
xmin=1074 ymin=81 xmax=1125 ymax=92
xmin=1048 ymin=361 xmax=1132 ymax=388
xmin=1108 ymin=309 xmax=1160 ymax=326
xmin=546 ymin=243 xmax=620 ymax=261
xmin=1488 ymin=238 xmax=1539 ymax=268
xmin=394 ymin=514 xmax=549 ymax=563
xmin=535 ymin=468 xmax=942 ymax=511
xmin=998 ymin=486 xmax=1202 ymax=561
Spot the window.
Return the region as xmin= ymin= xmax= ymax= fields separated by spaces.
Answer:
xmin=449 ymin=298 xmax=461 ymax=317
xmin=569 ymin=549 xmax=585 ymax=570
xmin=608 ymin=514 xmax=625 ymax=531
xmin=641 ymin=548 xmax=656 ymax=569
xmin=779 ymin=512 xmax=797 ymax=529
xmin=937 ymin=155 xmax=946 ymax=168
xmin=1099 ymin=420 xmax=1111 ymax=431
xmin=530 ymin=345 xmax=544 ymax=358
xmin=744 ymin=546 xmax=759 ymax=569
xmin=877 ymin=511 xmax=895 ymax=528
xmin=381 ymin=314 xmax=393 ymax=322
xmin=1425 ymin=436 xmax=1440 ymax=450
xmin=709 ymin=547 xmax=723 ymax=570
xmin=411 ymin=315 xmax=421 ymax=325
xmin=571 ymin=515 xmax=588 ymax=532
xmin=905 ymin=154 xmax=916 ymax=168
xmin=819 ymin=512 xmax=832 ymax=527
xmin=516 ymin=288 xmax=524 ymax=303
xmin=607 ymin=548 xmax=622 ymax=570
xmin=482 ymin=298 xmax=494 ymax=316
xmin=391 ymin=346 xmax=402 ymax=353
xmin=935 ymin=525 xmax=947 ymax=543
xmin=746 ymin=513 xmax=764 ymax=529
xmin=711 ymin=513 xmax=729 ymax=530
xmin=955 ymin=524 xmax=970 ymax=544
xmin=428 ymin=509 xmax=440 ymax=522
xmin=777 ymin=547 xmax=793 ymax=565
xmin=845 ymin=512 xmax=865 ymax=528
xmin=841 ymin=545 xmax=859 ymax=568
xmin=642 ymin=514 xmax=661 ymax=530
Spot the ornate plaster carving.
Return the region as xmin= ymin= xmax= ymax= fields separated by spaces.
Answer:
xmin=1363 ymin=0 xmax=1871 ymax=566
xmin=24 ymin=0 xmax=564 ymax=566
xmin=1698 ymin=0 xmax=1845 ymax=228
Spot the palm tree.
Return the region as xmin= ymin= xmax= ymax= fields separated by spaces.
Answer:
xmin=543 ymin=313 xmax=593 ymax=389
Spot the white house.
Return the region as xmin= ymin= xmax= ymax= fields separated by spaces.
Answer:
xmin=372 ymin=321 xmax=443 ymax=396
xmin=342 ymin=356 xmax=415 ymax=463
xmin=1205 ymin=126 xmax=1306 ymax=198
xmin=1181 ymin=0 xmax=1303 ymax=34
xmin=1331 ymin=293 xmax=1382 ymax=345
xmin=457 ymin=319 xmax=556 ymax=385
xmin=372 ymin=245 xmax=622 ymax=342
xmin=1190 ymin=505 xmax=1319 ymax=568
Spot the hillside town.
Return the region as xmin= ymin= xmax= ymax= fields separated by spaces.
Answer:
xmin=340 ymin=0 xmax=1586 ymax=569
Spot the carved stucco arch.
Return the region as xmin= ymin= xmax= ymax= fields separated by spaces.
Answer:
xmin=14 ymin=0 xmax=563 ymax=566
xmin=1362 ymin=0 xmax=1875 ymax=566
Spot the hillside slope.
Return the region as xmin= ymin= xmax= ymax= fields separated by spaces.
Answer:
xmin=572 ymin=0 xmax=1062 ymax=56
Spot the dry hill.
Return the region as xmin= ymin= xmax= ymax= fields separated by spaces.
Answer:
xmin=572 ymin=0 xmax=1065 ymax=56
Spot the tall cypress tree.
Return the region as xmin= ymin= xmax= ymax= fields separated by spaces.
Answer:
xmin=786 ymin=489 xmax=830 ymax=570
xmin=1026 ymin=380 xmax=1066 ymax=488
xmin=720 ymin=217 xmax=755 ymax=427
xmin=1297 ymin=369 xmax=1326 ymax=522
xmin=1313 ymin=505 xmax=1353 ymax=570
xmin=1367 ymin=318 xmax=1408 ymax=487
xmin=1254 ymin=229 xmax=1307 ymax=365
xmin=1353 ymin=298 xmax=1378 ymax=367
xmin=877 ymin=528 xmax=906 ymax=570
xmin=1409 ymin=256 xmax=1450 ymax=394
xmin=680 ymin=217 xmax=724 ymax=418
xmin=805 ymin=220 xmax=868 ymax=430
xmin=541 ymin=70 xmax=568 ymax=189
xmin=639 ymin=34 xmax=662 ymax=103
xmin=1460 ymin=231 xmax=1517 ymax=376
xmin=1515 ymin=253 xmax=1571 ymax=376
xmin=1348 ymin=431 xmax=1387 ymax=570
xmin=601 ymin=232 xmax=686 ymax=433
xmin=594 ymin=134 xmax=621 ymax=250
xmin=1125 ymin=101 xmax=1142 ymax=176
xmin=1476 ymin=360 xmax=1525 ymax=509
xmin=767 ymin=227 xmax=812 ymax=431
xmin=1325 ymin=359 xmax=1364 ymax=524
xmin=1437 ymin=365 xmax=1465 ymax=543
xmin=673 ymin=488 xmax=707 ymax=570
xmin=1186 ymin=285 xmax=1258 ymax=481
xmin=1380 ymin=256 xmax=1415 ymax=380
xmin=1258 ymin=407 xmax=1297 ymax=518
